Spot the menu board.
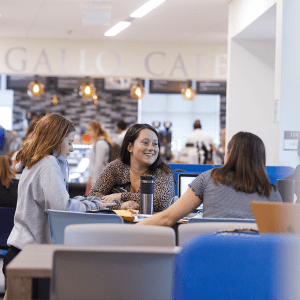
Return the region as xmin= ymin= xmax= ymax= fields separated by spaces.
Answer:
xmin=149 ymin=80 xmax=188 ymax=94
xmin=94 ymin=78 xmax=105 ymax=91
xmin=56 ymin=77 xmax=81 ymax=92
xmin=197 ymin=81 xmax=226 ymax=95
xmin=284 ymin=131 xmax=300 ymax=150
xmin=6 ymin=75 xmax=41 ymax=90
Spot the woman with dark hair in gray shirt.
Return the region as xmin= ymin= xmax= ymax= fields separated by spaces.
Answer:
xmin=138 ymin=131 xmax=282 ymax=226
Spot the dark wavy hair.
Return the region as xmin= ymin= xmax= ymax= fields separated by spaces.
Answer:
xmin=210 ymin=131 xmax=274 ymax=198
xmin=120 ymin=123 xmax=170 ymax=174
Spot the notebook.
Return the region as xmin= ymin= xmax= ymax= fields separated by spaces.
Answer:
xmin=250 ymin=201 xmax=300 ymax=234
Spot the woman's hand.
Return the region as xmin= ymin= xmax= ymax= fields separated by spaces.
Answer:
xmin=97 ymin=201 xmax=116 ymax=210
xmin=101 ymin=193 xmax=122 ymax=202
xmin=121 ymin=201 xmax=139 ymax=210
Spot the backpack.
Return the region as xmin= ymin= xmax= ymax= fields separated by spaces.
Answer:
xmin=105 ymin=141 xmax=121 ymax=162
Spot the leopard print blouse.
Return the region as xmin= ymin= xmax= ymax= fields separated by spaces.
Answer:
xmin=88 ymin=159 xmax=175 ymax=212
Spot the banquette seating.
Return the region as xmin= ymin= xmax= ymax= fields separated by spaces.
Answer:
xmin=64 ymin=223 xmax=176 ymax=247
xmin=48 ymin=210 xmax=123 ymax=244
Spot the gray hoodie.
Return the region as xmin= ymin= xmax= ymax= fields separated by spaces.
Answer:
xmin=7 ymin=153 xmax=101 ymax=249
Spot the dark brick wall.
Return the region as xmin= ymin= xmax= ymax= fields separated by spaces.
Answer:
xmin=11 ymin=77 xmax=138 ymax=137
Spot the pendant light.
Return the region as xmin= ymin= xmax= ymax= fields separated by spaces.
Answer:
xmin=79 ymin=79 xmax=96 ymax=98
xmin=181 ymin=80 xmax=196 ymax=101
xmin=27 ymin=77 xmax=44 ymax=97
xmin=130 ymin=79 xmax=145 ymax=100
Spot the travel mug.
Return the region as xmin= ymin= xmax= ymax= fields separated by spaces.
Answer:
xmin=140 ymin=175 xmax=155 ymax=214
xmin=277 ymin=179 xmax=295 ymax=203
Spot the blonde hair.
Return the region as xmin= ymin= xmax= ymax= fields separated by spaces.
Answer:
xmin=0 ymin=155 xmax=15 ymax=189
xmin=88 ymin=120 xmax=113 ymax=146
xmin=16 ymin=113 xmax=76 ymax=169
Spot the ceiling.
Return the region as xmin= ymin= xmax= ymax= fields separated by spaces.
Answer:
xmin=0 ymin=0 xmax=230 ymax=42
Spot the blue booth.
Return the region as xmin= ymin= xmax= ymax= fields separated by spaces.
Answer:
xmin=169 ymin=163 xmax=295 ymax=196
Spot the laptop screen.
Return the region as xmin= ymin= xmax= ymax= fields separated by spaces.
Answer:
xmin=178 ymin=173 xmax=198 ymax=197
xmin=178 ymin=173 xmax=203 ymax=211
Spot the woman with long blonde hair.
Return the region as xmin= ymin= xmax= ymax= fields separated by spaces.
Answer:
xmin=87 ymin=120 xmax=114 ymax=185
xmin=2 ymin=113 xmax=113 ymax=290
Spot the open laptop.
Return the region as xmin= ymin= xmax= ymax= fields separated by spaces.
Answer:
xmin=178 ymin=173 xmax=203 ymax=211
xmin=250 ymin=201 xmax=300 ymax=234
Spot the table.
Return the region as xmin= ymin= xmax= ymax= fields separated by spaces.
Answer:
xmin=6 ymin=244 xmax=181 ymax=300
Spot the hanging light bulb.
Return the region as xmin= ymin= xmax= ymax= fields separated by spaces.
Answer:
xmin=27 ymin=79 xmax=44 ymax=97
xmin=130 ymin=80 xmax=145 ymax=100
xmin=181 ymin=81 xmax=196 ymax=101
xmin=52 ymin=94 xmax=59 ymax=106
xmin=79 ymin=81 xmax=96 ymax=98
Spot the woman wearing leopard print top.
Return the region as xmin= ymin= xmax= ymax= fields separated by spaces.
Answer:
xmin=88 ymin=124 xmax=176 ymax=212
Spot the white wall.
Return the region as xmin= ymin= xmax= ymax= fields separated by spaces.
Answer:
xmin=228 ymin=0 xmax=300 ymax=168
xmin=277 ymin=0 xmax=300 ymax=167
xmin=227 ymin=39 xmax=276 ymax=165
xmin=227 ymin=1 xmax=278 ymax=166
xmin=0 ymin=90 xmax=14 ymax=130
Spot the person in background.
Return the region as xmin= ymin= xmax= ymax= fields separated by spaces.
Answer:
xmin=2 ymin=113 xmax=113 ymax=290
xmin=285 ymin=136 xmax=300 ymax=202
xmin=0 ymin=155 xmax=18 ymax=207
xmin=185 ymin=120 xmax=216 ymax=164
xmin=114 ymin=120 xmax=127 ymax=146
xmin=138 ymin=132 xmax=282 ymax=227
xmin=87 ymin=120 xmax=114 ymax=186
xmin=89 ymin=123 xmax=176 ymax=211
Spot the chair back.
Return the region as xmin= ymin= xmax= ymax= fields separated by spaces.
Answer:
xmin=179 ymin=220 xmax=257 ymax=245
xmin=174 ymin=234 xmax=300 ymax=300
xmin=0 ymin=207 xmax=15 ymax=249
xmin=48 ymin=210 xmax=123 ymax=244
xmin=64 ymin=223 xmax=176 ymax=247
xmin=50 ymin=247 xmax=177 ymax=300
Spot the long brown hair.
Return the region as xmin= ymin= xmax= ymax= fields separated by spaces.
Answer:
xmin=210 ymin=131 xmax=274 ymax=197
xmin=0 ymin=155 xmax=15 ymax=189
xmin=16 ymin=113 xmax=76 ymax=169
xmin=88 ymin=120 xmax=113 ymax=146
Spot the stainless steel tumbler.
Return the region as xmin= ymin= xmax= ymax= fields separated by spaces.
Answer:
xmin=140 ymin=175 xmax=155 ymax=214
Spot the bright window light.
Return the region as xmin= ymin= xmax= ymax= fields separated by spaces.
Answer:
xmin=130 ymin=0 xmax=166 ymax=18
xmin=104 ymin=21 xmax=131 ymax=36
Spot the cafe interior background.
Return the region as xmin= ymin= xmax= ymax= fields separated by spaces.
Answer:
xmin=1 ymin=0 xmax=299 ymax=180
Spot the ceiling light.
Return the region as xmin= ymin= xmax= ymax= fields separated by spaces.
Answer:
xmin=104 ymin=21 xmax=131 ymax=37
xmin=79 ymin=82 xmax=96 ymax=98
xmin=27 ymin=80 xmax=44 ymax=98
xmin=131 ymin=81 xmax=145 ymax=100
xmin=181 ymin=81 xmax=196 ymax=101
xmin=130 ymin=0 xmax=166 ymax=18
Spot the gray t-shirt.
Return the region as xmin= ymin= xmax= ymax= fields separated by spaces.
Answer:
xmin=189 ymin=170 xmax=282 ymax=219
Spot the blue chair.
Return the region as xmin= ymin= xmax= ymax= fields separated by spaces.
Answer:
xmin=48 ymin=210 xmax=124 ymax=244
xmin=266 ymin=166 xmax=295 ymax=185
xmin=174 ymin=234 xmax=300 ymax=300
xmin=0 ymin=207 xmax=15 ymax=257
xmin=169 ymin=164 xmax=222 ymax=173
